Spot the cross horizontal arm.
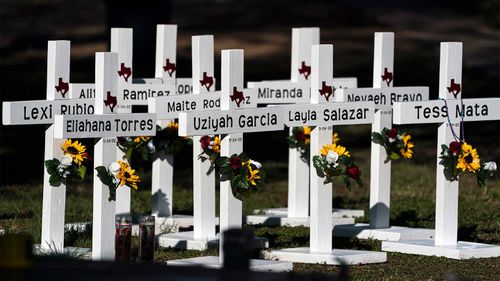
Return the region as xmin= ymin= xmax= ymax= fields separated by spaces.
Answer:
xmin=336 ymin=86 xmax=429 ymax=109
xmin=283 ymin=101 xmax=375 ymax=127
xmin=3 ymin=98 xmax=95 ymax=125
xmin=393 ymin=98 xmax=500 ymax=124
xmin=53 ymin=113 xmax=156 ymax=139
xmin=178 ymin=106 xmax=284 ymax=136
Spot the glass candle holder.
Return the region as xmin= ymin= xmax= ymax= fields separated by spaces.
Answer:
xmin=138 ymin=215 xmax=155 ymax=261
xmin=115 ymin=215 xmax=132 ymax=262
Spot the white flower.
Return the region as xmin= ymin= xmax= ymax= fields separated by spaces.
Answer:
xmin=250 ymin=160 xmax=262 ymax=169
xmin=484 ymin=161 xmax=497 ymax=173
xmin=389 ymin=137 xmax=396 ymax=143
xmin=108 ymin=162 xmax=121 ymax=176
xmin=325 ymin=150 xmax=339 ymax=164
xmin=60 ymin=155 xmax=73 ymax=167
xmin=147 ymin=140 xmax=156 ymax=153
xmin=397 ymin=135 xmax=403 ymax=140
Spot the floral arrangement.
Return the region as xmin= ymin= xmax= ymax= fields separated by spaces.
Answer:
xmin=371 ymin=127 xmax=414 ymax=163
xmin=217 ymin=153 xmax=265 ymax=198
xmin=312 ymin=143 xmax=362 ymax=190
xmin=439 ymin=141 xmax=497 ymax=188
xmin=288 ymin=127 xmax=341 ymax=161
xmin=117 ymin=121 xmax=191 ymax=161
xmin=95 ymin=160 xmax=140 ymax=201
xmin=45 ymin=139 xmax=90 ymax=186
xmin=198 ymin=135 xmax=221 ymax=174
xmin=287 ymin=126 xmax=311 ymax=160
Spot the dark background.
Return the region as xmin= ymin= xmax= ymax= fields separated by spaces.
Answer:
xmin=1 ymin=0 xmax=499 ymax=184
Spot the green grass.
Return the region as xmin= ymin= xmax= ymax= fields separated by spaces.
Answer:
xmin=1 ymin=150 xmax=499 ymax=280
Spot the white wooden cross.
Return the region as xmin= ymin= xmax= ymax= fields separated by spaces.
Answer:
xmin=382 ymin=42 xmax=500 ymax=259
xmin=151 ymin=35 xmax=219 ymax=250
xmin=246 ymin=27 xmax=361 ymax=227
xmin=54 ymin=52 xmax=156 ymax=260
xmin=2 ymin=41 xmax=100 ymax=252
xmin=263 ymin=44 xmax=387 ymax=265
xmin=167 ymin=49 xmax=292 ymax=271
xmin=333 ymin=32 xmax=435 ymax=241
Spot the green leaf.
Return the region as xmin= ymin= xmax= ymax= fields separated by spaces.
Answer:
xmin=343 ymin=176 xmax=352 ymax=192
xmin=95 ymin=166 xmax=116 ymax=188
xmin=49 ymin=174 xmax=62 ymax=187
xmin=371 ymin=132 xmax=385 ymax=145
xmin=312 ymin=156 xmax=325 ymax=178
xmin=45 ymin=159 xmax=60 ymax=175
xmin=77 ymin=165 xmax=87 ymax=180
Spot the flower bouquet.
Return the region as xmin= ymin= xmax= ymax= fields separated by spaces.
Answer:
xmin=117 ymin=121 xmax=191 ymax=161
xmin=198 ymin=135 xmax=221 ymax=174
xmin=371 ymin=127 xmax=414 ymax=163
xmin=312 ymin=143 xmax=362 ymax=190
xmin=45 ymin=139 xmax=90 ymax=186
xmin=217 ymin=153 xmax=265 ymax=198
xmin=95 ymin=160 xmax=140 ymax=201
xmin=439 ymin=141 xmax=496 ymax=188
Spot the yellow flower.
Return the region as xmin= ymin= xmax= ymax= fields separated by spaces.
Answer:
xmin=246 ymin=164 xmax=261 ymax=186
xmin=61 ymin=139 xmax=88 ymax=165
xmin=320 ymin=143 xmax=350 ymax=157
xmin=167 ymin=121 xmax=179 ymax=130
xmin=400 ymin=133 xmax=414 ymax=159
xmin=133 ymin=136 xmax=150 ymax=143
xmin=456 ymin=142 xmax=480 ymax=173
xmin=303 ymin=126 xmax=311 ymax=144
xmin=332 ymin=132 xmax=340 ymax=144
xmin=116 ymin=160 xmax=140 ymax=190
xmin=212 ymin=136 xmax=221 ymax=154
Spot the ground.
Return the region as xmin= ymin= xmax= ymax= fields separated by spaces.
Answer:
xmin=1 ymin=147 xmax=499 ymax=280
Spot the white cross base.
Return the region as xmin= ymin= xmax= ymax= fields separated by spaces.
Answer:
xmin=333 ymin=224 xmax=434 ymax=241
xmin=382 ymin=239 xmax=500 ymax=259
xmin=263 ymin=247 xmax=387 ymax=265
xmin=167 ymin=256 xmax=293 ymax=272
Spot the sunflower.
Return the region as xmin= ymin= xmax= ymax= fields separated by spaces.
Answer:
xmin=456 ymin=142 xmax=480 ymax=173
xmin=167 ymin=121 xmax=179 ymax=130
xmin=133 ymin=136 xmax=150 ymax=143
xmin=116 ymin=160 xmax=140 ymax=190
xmin=320 ymin=143 xmax=350 ymax=157
xmin=332 ymin=132 xmax=340 ymax=144
xmin=400 ymin=133 xmax=414 ymax=159
xmin=303 ymin=126 xmax=311 ymax=144
xmin=212 ymin=136 xmax=221 ymax=154
xmin=246 ymin=163 xmax=261 ymax=186
xmin=61 ymin=139 xmax=88 ymax=165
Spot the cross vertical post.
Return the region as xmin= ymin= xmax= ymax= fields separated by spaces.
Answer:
xmin=92 ymin=52 xmax=119 ymax=260
xmin=41 ymin=40 xmax=71 ymax=251
xmin=435 ymin=42 xmax=462 ymax=246
xmin=369 ymin=32 xmax=394 ymax=228
xmin=111 ymin=28 xmax=133 ymax=215
xmin=288 ymin=28 xmax=319 ymax=218
xmin=192 ymin=35 xmax=217 ymax=240
xmin=309 ymin=44 xmax=333 ymax=252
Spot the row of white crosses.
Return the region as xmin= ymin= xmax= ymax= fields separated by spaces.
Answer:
xmin=383 ymin=42 xmax=500 ymax=259
xmin=333 ymin=32 xmax=435 ymax=241
xmin=246 ymin=27 xmax=362 ymax=227
xmin=164 ymin=49 xmax=293 ymax=271
xmin=264 ymin=45 xmax=386 ymax=265
xmin=2 ymin=25 xmax=186 ymax=253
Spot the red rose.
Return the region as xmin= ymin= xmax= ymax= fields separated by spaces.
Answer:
xmin=295 ymin=130 xmax=305 ymax=142
xmin=449 ymin=141 xmax=461 ymax=155
xmin=347 ymin=166 xmax=361 ymax=179
xmin=229 ymin=157 xmax=242 ymax=170
xmin=200 ymin=135 xmax=211 ymax=149
xmin=386 ymin=128 xmax=398 ymax=139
